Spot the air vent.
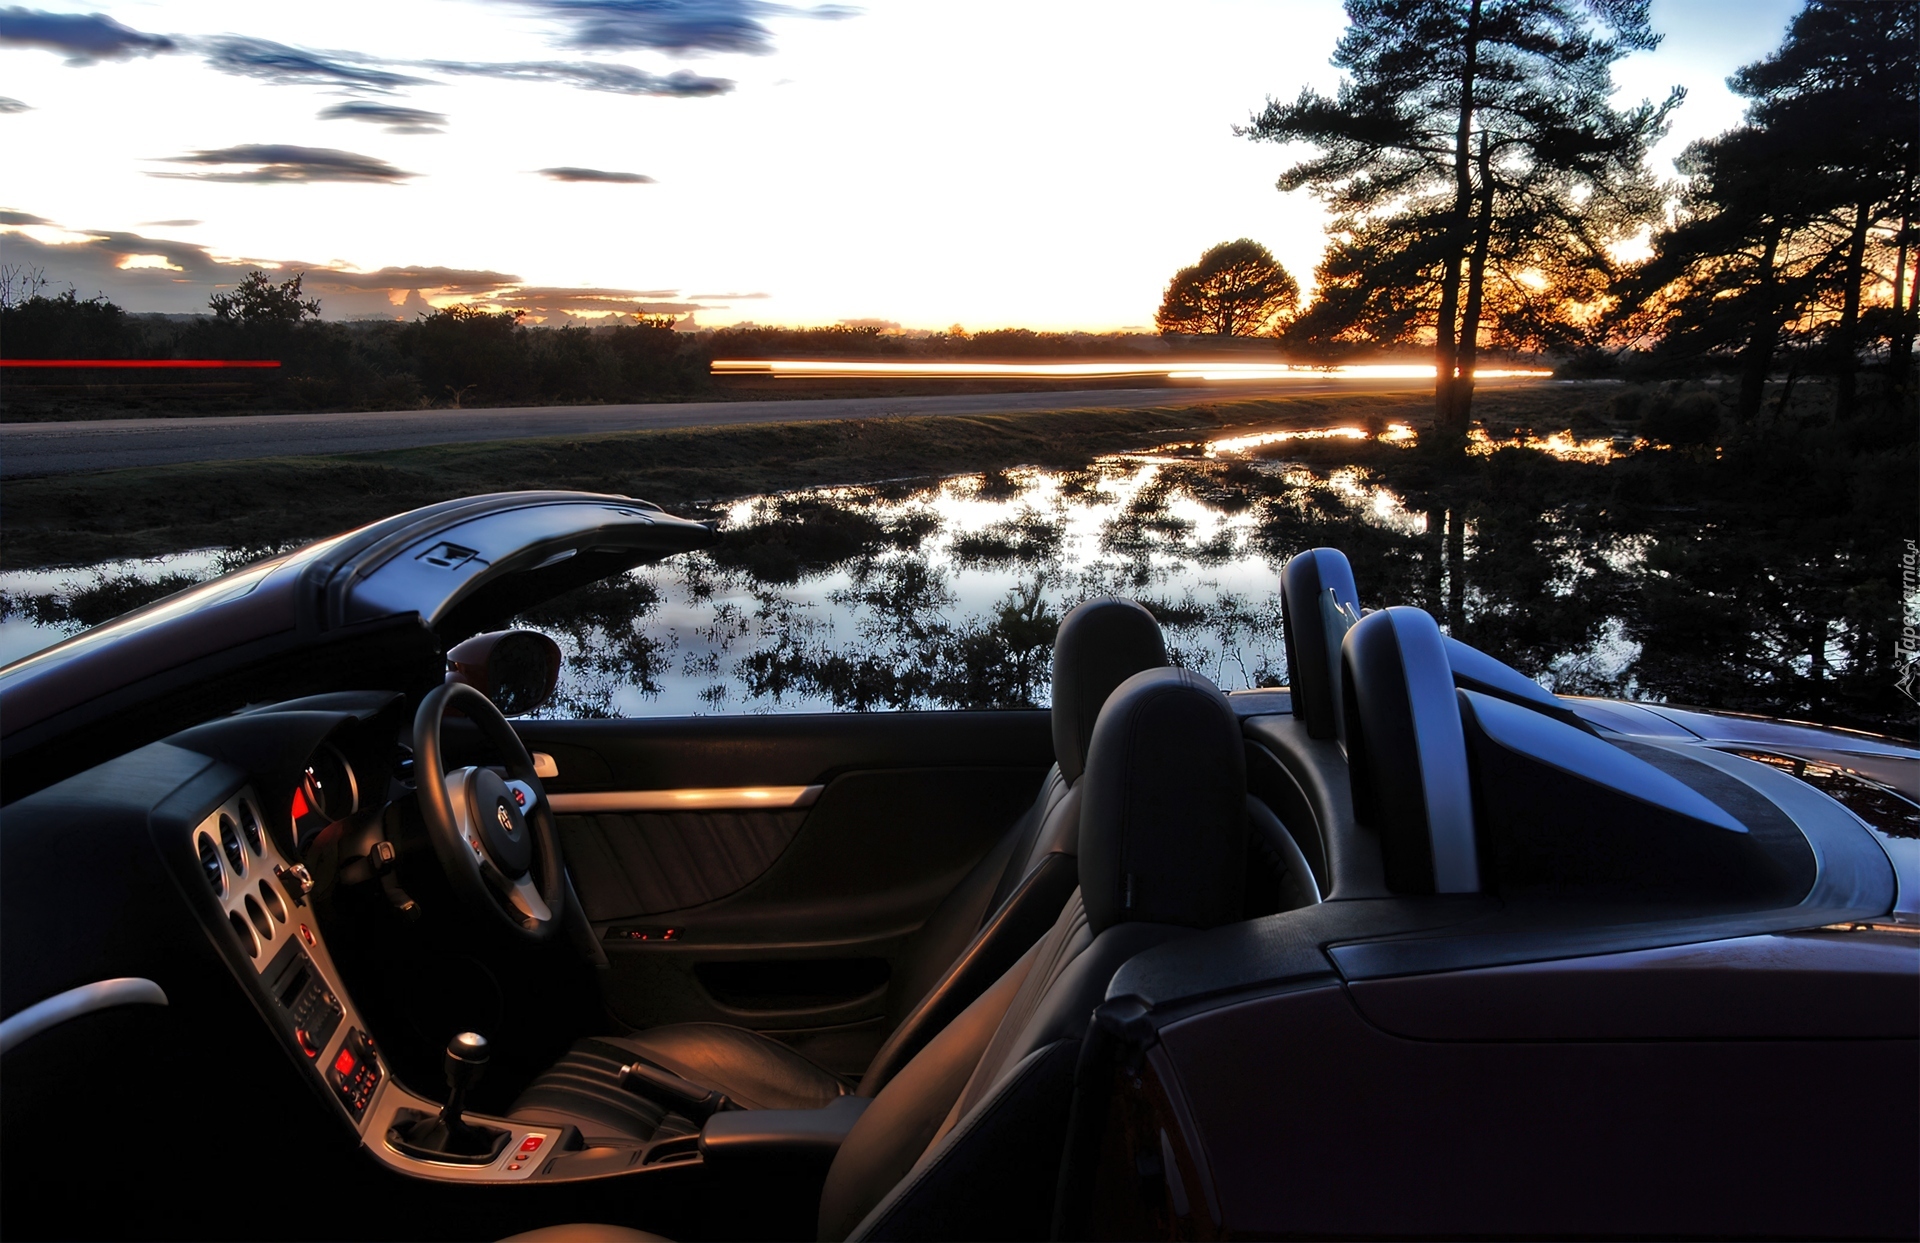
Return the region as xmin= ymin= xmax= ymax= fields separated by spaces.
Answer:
xmin=229 ymin=910 xmax=259 ymax=959
xmin=238 ymin=800 xmax=264 ymax=856
xmin=244 ymin=894 xmax=274 ymax=942
xmin=219 ymin=814 xmax=246 ymax=876
xmin=196 ymin=832 xmax=225 ymax=898
xmin=258 ymin=879 xmax=287 ymax=924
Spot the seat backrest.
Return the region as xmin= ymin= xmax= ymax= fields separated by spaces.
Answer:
xmin=1281 ymin=547 xmax=1361 ymax=741
xmin=820 ymin=667 xmax=1246 ymax=1241
xmin=861 ymin=599 xmax=1165 ymax=1094
xmin=1340 ymin=606 xmax=1480 ymax=894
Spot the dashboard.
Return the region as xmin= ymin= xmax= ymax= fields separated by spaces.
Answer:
xmin=132 ymin=681 xmax=616 ymax=1187
xmin=192 ymin=778 xmax=561 ymax=1183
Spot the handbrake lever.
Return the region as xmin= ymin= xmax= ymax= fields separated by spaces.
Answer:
xmin=617 ymin=1059 xmax=735 ymax=1123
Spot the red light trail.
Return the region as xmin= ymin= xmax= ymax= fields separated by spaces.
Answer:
xmin=0 ymin=359 xmax=281 ymax=369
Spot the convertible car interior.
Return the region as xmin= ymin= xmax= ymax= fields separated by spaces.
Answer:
xmin=1 ymin=490 xmax=1913 ymax=1241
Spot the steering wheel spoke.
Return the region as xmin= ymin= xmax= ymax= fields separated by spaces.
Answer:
xmin=504 ymin=873 xmax=555 ymax=923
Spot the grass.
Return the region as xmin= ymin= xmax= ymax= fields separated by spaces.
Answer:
xmin=1 ymin=391 xmax=1470 ymax=570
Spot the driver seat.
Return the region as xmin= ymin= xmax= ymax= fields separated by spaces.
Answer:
xmin=508 ymin=598 xmax=1168 ymax=1142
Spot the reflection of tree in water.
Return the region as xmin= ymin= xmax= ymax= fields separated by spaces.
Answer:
xmin=950 ymin=509 xmax=1064 ymax=566
xmin=1141 ymin=587 xmax=1288 ymax=690
xmin=740 ymin=563 xmax=1059 ymax=711
xmin=492 ymin=408 xmax=1912 ymax=732
xmin=0 ymin=571 xmax=205 ymax=632
xmin=515 ymin=572 xmax=670 ymax=718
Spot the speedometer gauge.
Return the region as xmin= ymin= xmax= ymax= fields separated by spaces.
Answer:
xmin=301 ymin=744 xmax=360 ymax=823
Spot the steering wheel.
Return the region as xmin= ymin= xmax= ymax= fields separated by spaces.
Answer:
xmin=413 ymin=681 xmax=567 ymax=942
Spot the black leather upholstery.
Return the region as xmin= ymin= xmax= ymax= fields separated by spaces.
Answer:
xmin=1079 ymin=668 xmax=1248 ymax=934
xmin=819 ymin=669 xmax=1248 ymax=1240
xmin=508 ymin=1037 xmax=704 ymax=1143
xmin=509 ymin=1026 xmax=847 ymax=1142
xmin=511 ymin=599 xmax=1167 ymax=1141
xmin=858 ymin=778 xmax=1080 ymax=1092
xmin=1050 ymin=598 xmax=1169 ymax=783
xmin=1281 ymin=547 xmax=1361 ymax=740
xmin=1340 ymin=606 xmax=1481 ymax=894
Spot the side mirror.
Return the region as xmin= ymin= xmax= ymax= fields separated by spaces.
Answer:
xmin=446 ymin=629 xmax=562 ymax=717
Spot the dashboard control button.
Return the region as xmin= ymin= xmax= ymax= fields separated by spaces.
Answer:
xmin=296 ymin=1028 xmax=318 ymax=1058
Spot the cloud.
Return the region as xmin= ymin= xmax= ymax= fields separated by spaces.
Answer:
xmin=304 ymin=265 xmax=525 ymax=293
xmin=687 ymin=290 xmax=770 ymax=300
xmin=507 ymin=0 xmax=858 ymax=57
xmin=318 ymin=100 xmax=447 ymax=135
xmin=1 ymin=212 xmax=713 ymax=321
xmin=1 ymin=14 xmax=737 ymax=101
xmin=490 ymin=285 xmax=688 ymax=313
xmin=195 ymin=36 xmax=427 ymax=92
xmin=538 ymin=166 xmax=654 ymax=183
xmin=138 ymin=219 xmax=202 ymax=227
xmin=421 ymin=58 xmax=730 ymax=96
xmin=150 ymin=145 xmax=417 ymax=185
xmin=0 ymin=95 xmax=30 ymax=112
xmin=0 ymin=7 xmax=174 ymax=63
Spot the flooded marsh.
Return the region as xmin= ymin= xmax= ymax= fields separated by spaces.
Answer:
xmin=4 ymin=411 xmax=1913 ymax=734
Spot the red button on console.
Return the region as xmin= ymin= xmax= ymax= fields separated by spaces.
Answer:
xmin=519 ymin=1136 xmax=544 ymax=1153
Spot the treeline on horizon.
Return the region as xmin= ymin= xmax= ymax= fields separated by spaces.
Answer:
xmin=0 ymin=281 xmax=1239 ymax=413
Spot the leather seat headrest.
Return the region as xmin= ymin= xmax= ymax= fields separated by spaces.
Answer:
xmin=1281 ymin=548 xmax=1361 ymax=740
xmin=1340 ymin=606 xmax=1480 ymax=894
xmin=1078 ymin=667 xmax=1247 ymax=934
xmin=1051 ymin=598 xmax=1168 ymax=784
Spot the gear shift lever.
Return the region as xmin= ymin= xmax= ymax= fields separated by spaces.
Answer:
xmin=441 ymin=1030 xmax=489 ymax=1134
xmin=386 ymin=1031 xmax=511 ymax=1163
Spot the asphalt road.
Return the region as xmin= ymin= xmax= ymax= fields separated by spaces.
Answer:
xmin=0 ymin=376 xmax=1537 ymax=478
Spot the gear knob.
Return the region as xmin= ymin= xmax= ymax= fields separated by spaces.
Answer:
xmin=447 ymin=1031 xmax=489 ymax=1068
xmin=441 ymin=1031 xmax=489 ymax=1125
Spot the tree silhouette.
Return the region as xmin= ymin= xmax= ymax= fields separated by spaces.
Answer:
xmin=1155 ymin=239 xmax=1299 ymax=337
xmin=209 ymin=270 xmax=321 ymax=326
xmin=1245 ymin=0 xmax=1677 ymax=432
xmin=1628 ymin=0 xmax=1918 ymax=418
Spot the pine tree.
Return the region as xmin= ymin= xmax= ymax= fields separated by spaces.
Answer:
xmin=1244 ymin=0 xmax=1677 ymax=431
xmin=1637 ymin=1 xmax=1918 ymax=417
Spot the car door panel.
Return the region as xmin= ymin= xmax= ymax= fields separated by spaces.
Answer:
xmin=559 ymin=807 xmax=810 ymax=920
xmin=500 ymin=711 xmax=1054 ymax=1071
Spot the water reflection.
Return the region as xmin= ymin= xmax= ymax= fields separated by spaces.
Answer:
xmin=0 ymin=423 xmax=1906 ymax=733
xmin=506 ymin=448 xmax=1651 ymax=717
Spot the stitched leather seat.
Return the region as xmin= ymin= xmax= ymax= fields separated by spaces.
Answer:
xmin=819 ymin=666 xmax=1249 ymax=1238
xmin=509 ymin=599 xmax=1168 ymax=1142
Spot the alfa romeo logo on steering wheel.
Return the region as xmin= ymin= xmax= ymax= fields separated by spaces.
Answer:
xmin=496 ymin=802 xmax=516 ymax=835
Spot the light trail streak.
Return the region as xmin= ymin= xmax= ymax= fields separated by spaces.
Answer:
xmin=710 ymin=359 xmax=1554 ymax=382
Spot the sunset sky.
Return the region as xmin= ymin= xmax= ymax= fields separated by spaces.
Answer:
xmin=0 ymin=0 xmax=1802 ymax=330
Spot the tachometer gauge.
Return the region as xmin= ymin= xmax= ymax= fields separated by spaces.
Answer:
xmin=300 ymin=743 xmax=360 ymax=823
